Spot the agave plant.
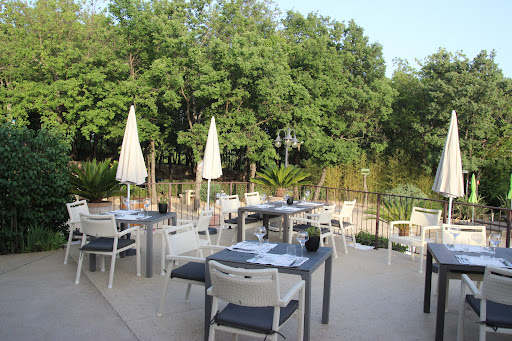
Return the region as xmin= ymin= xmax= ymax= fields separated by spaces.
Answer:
xmin=68 ymin=158 xmax=123 ymax=203
xmin=250 ymin=163 xmax=311 ymax=196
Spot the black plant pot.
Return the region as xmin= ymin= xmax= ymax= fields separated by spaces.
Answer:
xmin=287 ymin=197 xmax=294 ymax=205
xmin=158 ymin=203 xmax=168 ymax=214
xmin=305 ymin=236 xmax=320 ymax=252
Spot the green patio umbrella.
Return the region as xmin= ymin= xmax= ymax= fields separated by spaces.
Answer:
xmin=507 ymin=173 xmax=512 ymax=209
xmin=468 ymin=174 xmax=477 ymax=221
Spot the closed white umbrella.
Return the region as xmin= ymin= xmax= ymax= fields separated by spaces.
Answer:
xmin=432 ymin=110 xmax=464 ymax=223
xmin=116 ymin=105 xmax=148 ymax=206
xmin=202 ymin=116 xmax=222 ymax=210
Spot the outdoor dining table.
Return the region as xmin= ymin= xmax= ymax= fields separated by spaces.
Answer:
xmin=89 ymin=210 xmax=176 ymax=278
xmin=204 ymin=242 xmax=333 ymax=341
xmin=237 ymin=201 xmax=325 ymax=243
xmin=423 ymin=242 xmax=512 ymax=341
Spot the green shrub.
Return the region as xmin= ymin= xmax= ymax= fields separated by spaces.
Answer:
xmin=355 ymin=231 xmax=407 ymax=252
xmin=25 ymin=225 xmax=66 ymax=252
xmin=200 ymin=183 xmax=223 ymax=203
xmin=0 ymin=124 xmax=71 ymax=254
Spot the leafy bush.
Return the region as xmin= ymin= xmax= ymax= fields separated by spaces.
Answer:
xmin=0 ymin=124 xmax=71 ymax=254
xmin=355 ymin=231 xmax=407 ymax=252
xmin=68 ymin=159 xmax=122 ymax=202
xmin=200 ymin=182 xmax=223 ymax=203
xmin=25 ymin=225 xmax=66 ymax=252
xmin=250 ymin=163 xmax=311 ymax=195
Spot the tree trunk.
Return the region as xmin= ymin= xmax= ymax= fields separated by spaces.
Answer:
xmin=249 ymin=162 xmax=256 ymax=192
xmin=151 ymin=140 xmax=157 ymax=204
xmin=194 ymin=160 xmax=203 ymax=211
xmin=313 ymin=167 xmax=327 ymax=201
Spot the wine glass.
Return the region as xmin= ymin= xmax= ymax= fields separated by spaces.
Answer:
xmin=297 ymin=231 xmax=309 ymax=257
xmin=260 ymin=193 xmax=267 ymax=204
xmin=254 ymin=226 xmax=267 ymax=252
xmin=449 ymin=227 xmax=461 ymax=246
xmin=123 ymin=197 xmax=130 ymax=211
xmin=304 ymin=190 xmax=311 ymax=202
xmin=489 ymin=232 xmax=502 ymax=258
xmin=143 ymin=198 xmax=151 ymax=217
xmin=283 ymin=192 xmax=290 ymax=205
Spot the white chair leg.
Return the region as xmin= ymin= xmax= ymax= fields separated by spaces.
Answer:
xmin=107 ymin=254 xmax=116 ymax=289
xmin=75 ymin=251 xmax=84 ymax=284
xmin=136 ymin=245 xmax=141 ymax=277
xmin=161 ymin=233 xmax=166 ymax=275
xmin=100 ymin=255 xmax=105 ymax=272
xmin=185 ymin=284 xmax=192 ymax=302
xmin=419 ymin=245 xmax=424 ymax=273
xmin=157 ymin=263 xmax=173 ymax=316
xmin=340 ymin=229 xmax=348 ymax=254
xmin=456 ymin=280 xmax=466 ymax=341
xmin=216 ymin=225 xmax=224 ymax=246
xmin=351 ymin=228 xmax=357 ymax=247
xmin=330 ymin=235 xmax=338 ymax=258
xmin=387 ymin=239 xmax=392 ymax=265
xmin=64 ymin=232 xmax=73 ymax=264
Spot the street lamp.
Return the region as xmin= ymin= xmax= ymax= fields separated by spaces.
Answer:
xmin=274 ymin=128 xmax=300 ymax=167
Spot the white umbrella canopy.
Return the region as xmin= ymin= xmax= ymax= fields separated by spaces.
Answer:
xmin=432 ymin=110 xmax=464 ymax=223
xmin=116 ymin=105 xmax=148 ymax=204
xmin=202 ymin=116 xmax=222 ymax=210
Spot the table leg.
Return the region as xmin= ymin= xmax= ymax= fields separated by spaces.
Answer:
xmin=283 ymin=214 xmax=290 ymax=243
xmin=263 ymin=214 xmax=270 ymax=240
xmin=204 ymin=259 xmax=212 ymax=341
xmin=301 ymin=272 xmax=312 ymax=341
xmin=322 ymin=254 xmax=332 ymax=324
xmin=146 ymin=222 xmax=154 ymax=278
xmin=423 ymin=250 xmax=433 ymax=313
xmin=237 ymin=209 xmax=243 ymax=243
xmin=435 ymin=265 xmax=448 ymax=341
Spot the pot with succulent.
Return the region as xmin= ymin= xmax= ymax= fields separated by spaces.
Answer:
xmin=158 ymin=197 xmax=169 ymax=214
xmin=68 ymin=158 xmax=123 ymax=214
xmin=304 ymin=226 xmax=321 ymax=252
xmin=250 ymin=163 xmax=311 ymax=200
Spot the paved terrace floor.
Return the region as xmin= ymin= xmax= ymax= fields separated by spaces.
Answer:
xmin=0 ymin=229 xmax=508 ymax=341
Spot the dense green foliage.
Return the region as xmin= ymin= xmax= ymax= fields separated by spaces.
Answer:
xmin=68 ymin=158 xmax=122 ymax=202
xmin=355 ymin=230 xmax=407 ymax=252
xmin=250 ymin=163 xmax=311 ymax=193
xmin=0 ymin=124 xmax=71 ymax=254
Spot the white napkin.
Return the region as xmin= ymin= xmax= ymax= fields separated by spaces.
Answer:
xmin=445 ymin=244 xmax=487 ymax=253
xmin=247 ymin=254 xmax=308 ymax=267
xmin=275 ymin=206 xmax=300 ymax=211
xmin=297 ymin=202 xmax=318 ymax=206
xmin=456 ymin=255 xmax=512 ymax=268
xmin=228 ymin=241 xmax=277 ymax=254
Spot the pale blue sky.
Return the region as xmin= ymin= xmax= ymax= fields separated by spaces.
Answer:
xmin=272 ymin=0 xmax=512 ymax=78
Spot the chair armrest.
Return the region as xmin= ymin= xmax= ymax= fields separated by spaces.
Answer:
xmin=279 ymin=280 xmax=305 ymax=306
xmin=200 ymin=245 xmax=225 ymax=252
xmin=166 ymin=255 xmax=205 ymax=263
xmin=390 ymin=220 xmax=411 ymax=226
xmin=162 ymin=224 xmax=193 ymax=234
xmin=206 ymin=287 xmax=213 ymax=296
xmin=291 ymin=217 xmax=319 ymax=225
xmin=461 ymin=274 xmax=481 ymax=298
xmin=222 ymin=209 xmax=238 ymax=214
xmin=118 ymin=226 xmax=140 ymax=237
xmin=304 ymin=213 xmax=319 ymax=219
xmin=177 ymin=219 xmax=198 ymax=225
xmin=422 ymin=225 xmax=441 ymax=231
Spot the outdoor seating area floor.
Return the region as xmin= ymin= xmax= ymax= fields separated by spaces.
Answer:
xmin=0 ymin=231 xmax=508 ymax=341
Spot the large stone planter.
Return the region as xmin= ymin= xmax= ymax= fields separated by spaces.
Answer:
xmin=88 ymin=201 xmax=113 ymax=214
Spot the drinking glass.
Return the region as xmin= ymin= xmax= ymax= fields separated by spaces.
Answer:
xmin=297 ymin=231 xmax=309 ymax=257
xmin=123 ymin=197 xmax=130 ymax=211
xmin=449 ymin=227 xmax=461 ymax=245
xmin=489 ymin=232 xmax=502 ymax=258
xmin=260 ymin=193 xmax=267 ymax=204
xmin=283 ymin=192 xmax=290 ymax=205
xmin=286 ymin=245 xmax=296 ymax=257
xmin=143 ymin=198 xmax=151 ymax=217
xmin=254 ymin=226 xmax=267 ymax=252
xmin=304 ymin=190 xmax=311 ymax=202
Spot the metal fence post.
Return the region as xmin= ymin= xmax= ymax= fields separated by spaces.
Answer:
xmin=374 ymin=193 xmax=381 ymax=249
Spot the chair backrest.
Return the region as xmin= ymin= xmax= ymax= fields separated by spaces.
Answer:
xmin=163 ymin=223 xmax=202 ymax=257
xmin=79 ymin=213 xmax=117 ymax=237
xmin=196 ymin=210 xmax=213 ymax=233
xmin=481 ymin=266 xmax=512 ymax=306
xmin=338 ymin=200 xmax=356 ymax=219
xmin=441 ymin=224 xmax=486 ymax=246
xmin=318 ymin=205 xmax=335 ymax=225
xmin=220 ymin=195 xmax=240 ymax=213
xmin=209 ymin=260 xmax=279 ymax=307
xmin=244 ymin=192 xmax=260 ymax=206
xmin=67 ymin=200 xmax=89 ymax=222
xmin=409 ymin=207 xmax=441 ymax=227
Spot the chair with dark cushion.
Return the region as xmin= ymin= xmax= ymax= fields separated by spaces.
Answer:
xmin=207 ymin=260 xmax=305 ymax=341
xmin=75 ymin=213 xmax=140 ymax=289
xmin=216 ymin=195 xmax=263 ymax=245
xmin=457 ymin=266 xmax=512 ymax=340
xmin=331 ymin=199 xmax=357 ymax=253
xmin=64 ymin=200 xmax=90 ymax=264
xmin=244 ymin=192 xmax=283 ymax=237
xmin=157 ymin=223 xmax=224 ymax=317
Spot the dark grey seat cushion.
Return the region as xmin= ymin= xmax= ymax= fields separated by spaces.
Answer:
xmin=171 ymin=262 xmax=205 ymax=282
xmin=198 ymin=227 xmax=218 ymax=235
xmin=330 ymin=220 xmax=354 ymax=228
xmin=80 ymin=237 xmax=135 ymax=252
xmin=213 ymin=300 xmax=299 ymax=335
xmin=466 ymin=294 xmax=512 ymax=329
xmin=225 ymin=217 xmax=262 ymax=225
xmin=293 ymin=224 xmax=328 ymax=234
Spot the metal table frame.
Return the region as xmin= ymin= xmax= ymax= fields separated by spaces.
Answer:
xmin=204 ymin=243 xmax=332 ymax=341
xmin=423 ymin=243 xmax=512 ymax=340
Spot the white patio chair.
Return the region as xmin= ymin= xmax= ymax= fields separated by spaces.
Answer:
xmin=244 ymin=192 xmax=282 ymax=236
xmin=217 ymin=195 xmax=262 ymax=245
xmin=331 ymin=199 xmax=357 ymax=253
xmin=64 ymin=200 xmax=89 ymax=264
xmin=157 ymin=223 xmax=224 ymax=316
xmin=207 ymin=260 xmax=305 ymax=341
xmin=387 ymin=206 xmax=442 ymax=273
xmin=75 ymin=213 xmax=141 ymax=289
xmin=291 ymin=204 xmax=337 ymax=258
xmin=457 ymin=266 xmax=512 ymax=341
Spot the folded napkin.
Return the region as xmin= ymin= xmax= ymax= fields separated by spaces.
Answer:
xmin=297 ymin=202 xmax=319 ymax=206
xmin=275 ymin=206 xmax=300 ymax=211
xmin=445 ymin=244 xmax=487 ymax=253
xmin=228 ymin=241 xmax=277 ymax=254
xmin=247 ymin=254 xmax=308 ymax=267
xmin=115 ymin=214 xmax=150 ymax=220
xmin=456 ymin=255 xmax=512 ymax=268
xmin=249 ymin=204 xmax=273 ymax=208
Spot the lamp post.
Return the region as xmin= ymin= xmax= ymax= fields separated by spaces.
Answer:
xmin=274 ymin=128 xmax=300 ymax=167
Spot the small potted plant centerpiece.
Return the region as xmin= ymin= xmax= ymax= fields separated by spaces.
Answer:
xmin=304 ymin=226 xmax=321 ymax=252
xmin=158 ymin=197 xmax=168 ymax=214
xmin=250 ymin=162 xmax=311 ymax=200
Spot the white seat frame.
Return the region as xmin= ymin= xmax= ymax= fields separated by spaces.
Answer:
xmin=64 ymin=200 xmax=89 ymax=264
xmin=332 ymin=199 xmax=357 ymax=253
xmin=217 ymin=195 xmax=262 ymax=245
xmin=244 ymin=192 xmax=283 ymax=236
xmin=75 ymin=213 xmax=141 ymax=289
xmin=387 ymin=206 xmax=442 ymax=273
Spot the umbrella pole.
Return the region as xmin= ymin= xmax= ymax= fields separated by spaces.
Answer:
xmin=127 ymin=184 xmax=131 ymax=210
xmin=447 ymin=197 xmax=453 ymax=224
xmin=206 ymin=179 xmax=211 ymax=211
